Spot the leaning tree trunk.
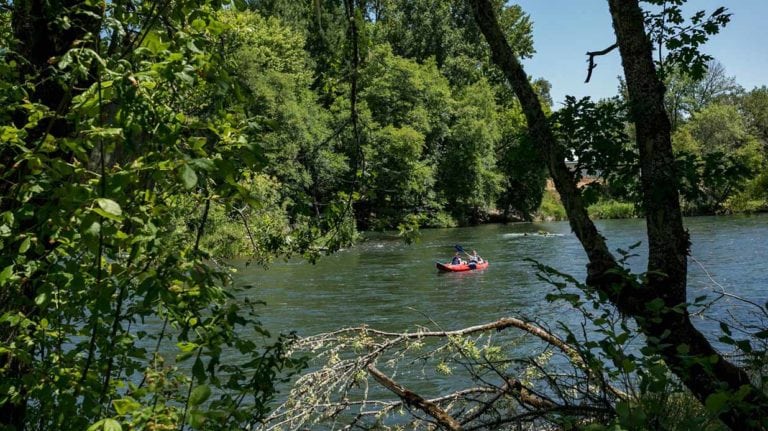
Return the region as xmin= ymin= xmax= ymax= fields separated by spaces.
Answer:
xmin=468 ymin=0 xmax=768 ymax=428
xmin=606 ymin=1 xmax=768 ymax=428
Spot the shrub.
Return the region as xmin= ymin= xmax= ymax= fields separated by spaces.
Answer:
xmin=588 ymin=199 xmax=638 ymax=219
xmin=535 ymin=189 xmax=567 ymax=221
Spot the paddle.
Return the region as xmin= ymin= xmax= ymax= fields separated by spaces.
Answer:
xmin=456 ymin=244 xmax=483 ymax=268
xmin=454 ymin=244 xmax=471 ymax=258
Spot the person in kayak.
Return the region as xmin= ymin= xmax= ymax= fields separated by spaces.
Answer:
xmin=469 ymin=250 xmax=483 ymax=263
xmin=451 ymin=252 xmax=463 ymax=265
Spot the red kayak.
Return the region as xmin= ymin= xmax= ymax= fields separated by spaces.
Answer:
xmin=436 ymin=260 xmax=489 ymax=272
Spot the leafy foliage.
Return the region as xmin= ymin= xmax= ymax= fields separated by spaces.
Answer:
xmin=534 ymin=253 xmax=726 ymax=431
xmin=739 ymin=86 xmax=768 ymax=146
xmin=663 ymin=60 xmax=741 ymax=131
xmin=550 ymin=96 xmax=639 ymax=206
xmin=250 ymin=0 xmax=545 ymax=226
xmin=642 ymin=1 xmax=732 ymax=79
xmin=496 ymin=131 xmax=546 ymax=221
xmin=672 ymin=103 xmax=762 ymax=213
xmin=368 ymin=0 xmax=534 ymax=70
xmin=439 ymin=79 xmax=504 ymax=223
xmin=209 ymin=10 xmax=355 ymax=257
xmin=0 ymin=4 xmax=311 ymax=430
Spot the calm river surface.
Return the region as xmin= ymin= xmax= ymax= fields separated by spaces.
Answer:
xmin=234 ymin=215 xmax=767 ymax=340
xmin=227 ymin=214 xmax=767 ymax=414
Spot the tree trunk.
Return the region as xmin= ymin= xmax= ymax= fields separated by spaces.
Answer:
xmin=468 ymin=0 xmax=768 ymax=428
xmin=606 ymin=1 xmax=768 ymax=428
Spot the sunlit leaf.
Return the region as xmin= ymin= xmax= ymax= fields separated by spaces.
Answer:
xmin=189 ymin=384 xmax=211 ymax=406
xmin=181 ymin=164 xmax=198 ymax=190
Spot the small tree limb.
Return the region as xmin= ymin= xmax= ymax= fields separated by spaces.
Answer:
xmin=366 ymin=364 xmax=463 ymax=431
xmin=585 ymin=43 xmax=618 ymax=83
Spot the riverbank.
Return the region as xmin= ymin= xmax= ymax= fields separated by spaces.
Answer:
xmin=534 ymin=189 xmax=768 ymax=222
xmin=200 ymin=187 xmax=767 ymax=259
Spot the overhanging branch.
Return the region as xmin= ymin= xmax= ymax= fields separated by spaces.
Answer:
xmin=585 ymin=43 xmax=618 ymax=83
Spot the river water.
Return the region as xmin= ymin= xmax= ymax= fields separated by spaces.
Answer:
xmin=235 ymin=215 xmax=767 ymax=340
xmin=229 ymin=215 xmax=767 ymax=424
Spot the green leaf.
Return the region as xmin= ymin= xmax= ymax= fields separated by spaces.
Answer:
xmin=34 ymin=292 xmax=47 ymax=306
xmin=645 ymin=298 xmax=665 ymax=312
xmin=190 ymin=19 xmax=206 ymax=31
xmin=719 ymin=322 xmax=732 ymax=336
xmin=95 ymin=198 xmax=123 ymax=221
xmin=190 ymin=158 xmax=215 ymax=172
xmin=18 ymin=237 xmax=31 ymax=253
xmin=181 ymin=164 xmax=198 ymax=190
xmin=233 ymin=0 xmax=247 ymax=11
xmin=736 ymin=339 xmax=753 ymax=353
xmin=186 ymin=40 xmax=203 ymax=54
xmin=189 ymin=384 xmax=211 ymax=407
xmin=704 ymin=391 xmax=729 ymax=413
xmin=84 ymin=221 xmax=101 ymax=237
xmin=188 ymin=410 xmax=206 ymax=428
xmin=58 ymin=52 xmax=72 ymax=69
xmin=621 ymin=358 xmax=636 ymax=373
xmin=87 ymin=418 xmax=122 ymax=431
xmin=143 ymin=31 xmax=168 ymax=54
xmin=178 ymin=341 xmax=198 ymax=352
xmin=175 ymin=71 xmax=195 ymax=85
xmin=693 ymin=295 xmax=708 ymax=303
xmin=104 ymin=419 xmax=122 ymax=431
xmin=88 ymin=127 xmax=124 ymax=138
xmin=0 ymin=265 xmax=13 ymax=284
xmin=113 ymin=398 xmax=141 ymax=415
xmin=615 ymin=400 xmax=630 ymax=420
xmin=192 ymin=356 xmax=206 ymax=382
xmin=207 ymin=19 xmax=226 ymax=35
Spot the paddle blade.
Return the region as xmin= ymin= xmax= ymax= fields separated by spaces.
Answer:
xmin=454 ymin=244 xmax=465 ymax=253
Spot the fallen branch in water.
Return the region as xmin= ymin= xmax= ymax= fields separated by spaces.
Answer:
xmin=258 ymin=317 xmax=623 ymax=430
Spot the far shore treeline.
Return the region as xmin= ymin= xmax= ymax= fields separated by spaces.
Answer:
xmin=186 ymin=4 xmax=767 ymax=257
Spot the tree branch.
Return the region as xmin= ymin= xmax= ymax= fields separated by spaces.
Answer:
xmin=585 ymin=43 xmax=618 ymax=83
xmin=366 ymin=364 xmax=463 ymax=431
xmin=469 ymin=0 xmax=768 ymax=427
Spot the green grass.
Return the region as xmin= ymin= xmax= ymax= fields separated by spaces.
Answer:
xmin=535 ymin=190 xmax=567 ymax=221
xmin=588 ymin=199 xmax=638 ymax=219
xmin=723 ymin=196 xmax=768 ymax=214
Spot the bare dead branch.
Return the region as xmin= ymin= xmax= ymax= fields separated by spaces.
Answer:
xmin=585 ymin=43 xmax=618 ymax=83
xmin=366 ymin=364 xmax=463 ymax=431
xmin=261 ymin=316 xmax=627 ymax=430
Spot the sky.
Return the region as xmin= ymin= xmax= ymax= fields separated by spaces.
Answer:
xmin=513 ymin=0 xmax=768 ymax=106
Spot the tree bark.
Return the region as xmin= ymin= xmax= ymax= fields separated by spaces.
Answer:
xmin=367 ymin=364 xmax=463 ymax=431
xmin=468 ymin=0 xmax=768 ymax=428
xmin=606 ymin=1 xmax=768 ymax=428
